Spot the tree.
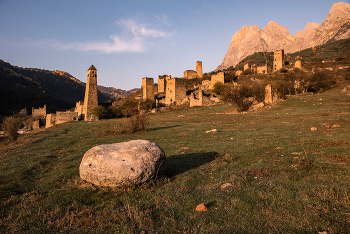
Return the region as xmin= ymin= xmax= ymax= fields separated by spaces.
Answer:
xmin=91 ymin=106 xmax=106 ymax=120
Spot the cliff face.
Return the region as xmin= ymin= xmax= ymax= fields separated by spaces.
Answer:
xmin=216 ymin=2 xmax=350 ymax=71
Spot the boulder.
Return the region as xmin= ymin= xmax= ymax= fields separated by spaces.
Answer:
xmin=79 ymin=140 xmax=166 ymax=187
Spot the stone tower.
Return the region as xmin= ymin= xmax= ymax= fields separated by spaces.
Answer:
xmin=141 ymin=77 xmax=155 ymax=101
xmin=83 ymin=65 xmax=98 ymax=121
xmin=196 ymin=61 xmax=202 ymax=78
xmin=273 ymin=49 xmax=284 ymax=71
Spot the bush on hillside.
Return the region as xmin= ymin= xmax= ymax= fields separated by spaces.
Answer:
xmin=141 ymin=100 xmax=156 ymax=111
xmin=112 ymin=113 xmax=149 ymax=134
xmin=212 ymin=82 xmax=227 ymax=95
xmin=91 ymin=106 xmax=106 ymax=120
xmin=1 ymin=115 xmax=22 ymax=141
xmin=223 ymin=84 xmax=252 ymax=112
xmin=304 ymin=70 xmax=336 ymax=93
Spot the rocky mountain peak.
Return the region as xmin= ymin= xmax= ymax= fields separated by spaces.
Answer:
xmin=216 ymin=2 xmax=350 ymax=71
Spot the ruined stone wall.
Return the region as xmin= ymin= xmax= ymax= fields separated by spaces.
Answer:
xmin=264 ymin=84 xmax=273 ymax=104
xmin=295 ymin=60 xmax=302 ymax=69
xmin=56 ymin=111 xmax=78 ymax=124
xmin=196 ymin=61 xmax=202 ymax=78
xmin=141 ymin=77 xmax=155 ymax=101
xmin=190 ymin=89 xmax=203 ymax=107
xmin=244 ymin=63 xmax=251 ymax=71
xmin=211 ymin=72 xmax=225 ymax=85
xmin=75 ymin=101 xmax=84 ymax=120
xmin=46 ymin=113 xmax=55 ymax=128
xmin=165 ymin=78 xmax=187 ymax=105
xmin=184 ymin=70 xmax=198 ymax=79
xmin=83 ymin=65 xmax=98 ymax=121
xmin=32 ymin=105 xmax=46 ymax=118
xmin=257 ymin=64 xmax=268 ymax=74
xmin=158 ymin=75 xmax=171 ymax=93
xmin=273 ymin=49 xmax=284 ymax=71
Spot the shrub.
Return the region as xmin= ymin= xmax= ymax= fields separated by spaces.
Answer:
xmin=279 ymin=68 xmax=288 ymax=73
xmin=91 ymin=106 xmax=106 ymax=120
xmin=115 ymin=113 xmax=149 ymax=134
xmin=212 ymin=82 xmax=227 ymax=95
xmin=1 ymin=116 xmax=22 ymax=141
xmin=141 ymin=100 xmax=156 ymax=111
xmin=304 ymin=70 xmax=336 ymax=93
xmin=250 ymin=81 xmax=266 ymax=103
xmin=223 ymin=84 xmax=252 ymax=112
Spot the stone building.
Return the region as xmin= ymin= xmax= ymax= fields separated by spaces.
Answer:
xmin=244 ymin=63 xmax=251 ymax=71
xmin=142 ymin=77 xmax=156 ymax=101
xmin=295 ymin=60 xmax=302 ymax=70
xmin=184 ymin=61 xmax=203 ymax=79
xmin=32 ymin=105 xmax=46 ymax=118
xmin=273 ymin=49 xmax=284 ymax=71
xmin=165 ymin=78 xmax=187 ymax=104
xmin=83 ymin=65 xmax=98 ymax=121
xmin=46 ymin=111 xmax=78 ymax=128
xmin=196 ymin=61 xmax=202 ymax=78
xmin=75 ymin=101 xmax=84 ymax=120
xmin=256 ymin=64 xmax=268 ymax=74
xmin=158 ymin=75 xmax=171 ymax=93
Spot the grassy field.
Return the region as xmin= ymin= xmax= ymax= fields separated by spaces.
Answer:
xmin=1 ymin=85 xmax=350 ymax=233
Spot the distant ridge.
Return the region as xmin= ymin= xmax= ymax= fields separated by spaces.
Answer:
xmin=216 ymin=2 xmax=350 ymax=71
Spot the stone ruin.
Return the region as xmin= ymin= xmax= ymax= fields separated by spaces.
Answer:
xmin=295 ymin=60 xmax=302 ymax=70
xmin=184 ymin=61 xmax=202 ymax=79
xmin=273 ymin=49 xmax=284 ymax=71
xmin=83 ymin=65 xmax=98 ymax=121
xmin=165 ymin=78 xmax=187 ymax=105
xmin=28 ymin=65 xmax=100 ymax=129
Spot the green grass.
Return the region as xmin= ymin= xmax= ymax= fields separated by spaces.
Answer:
xmin=1 ymin=86 xmax=350 ymax=233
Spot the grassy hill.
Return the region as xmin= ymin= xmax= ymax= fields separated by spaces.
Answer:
xmin=1 ymin=84 xmax=350 ymax=232
xmin=0 ymin=60 xmax=136 ymax=116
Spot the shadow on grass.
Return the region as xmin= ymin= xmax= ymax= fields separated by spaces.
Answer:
xmin=164 ymin=152 xmax=217 ymax=177
xmin=151 ymin=125 xmax=181 ymax=131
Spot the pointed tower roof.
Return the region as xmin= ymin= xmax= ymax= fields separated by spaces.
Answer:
xmin=88 ymin=65 xmax=97 ymax=71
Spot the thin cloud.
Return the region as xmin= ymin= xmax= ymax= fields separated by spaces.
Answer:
xmin=47 ymin=19 xmax=173 ymax=53
xmin=153 ymin=14 xmax=171 ymax=26
xmin=118 ymin=19 xmax=173 ymax=38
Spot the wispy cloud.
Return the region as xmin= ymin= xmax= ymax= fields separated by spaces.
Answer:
xmin=47 ymin=18 xmax=173 ymax=53
xmin=153 ymin=14 xmax=171 ymax=26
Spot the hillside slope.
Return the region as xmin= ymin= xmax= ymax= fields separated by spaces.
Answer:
xmin=0 ymin=60 xmax=119 ymax=115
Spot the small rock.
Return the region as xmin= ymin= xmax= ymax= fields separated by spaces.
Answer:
xmin=311 ymin=127 xmax=317 ymax=131
xmin=220 ymin=183 xmax=233 ymax=189
xmin=196 ymin=203 xmax=208 ymax=212
xmin=181 ymin=147 xmax=190 ymax=150
xmin=206 ymin=129 xmax=217 ymax=133
xmin=332 ymin=125 xmax=340 ymax=128
xmin=275 ymin=147 xmax=284 ymax=150
xmin=292 ymin=152 xmax=302 ymax=155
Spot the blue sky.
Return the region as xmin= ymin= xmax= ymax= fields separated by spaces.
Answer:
xmin=0 ymin=0 xmax=346 ymax=90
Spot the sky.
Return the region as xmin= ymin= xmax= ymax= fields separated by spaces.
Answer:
xmin=0 ymin=0 xmax=347 ymax=90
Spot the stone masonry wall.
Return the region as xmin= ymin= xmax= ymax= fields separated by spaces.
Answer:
xmin=184 ymin=70 xmax=198 ymax=79
xmin=196 ymin=61 xmax=202 ymax=78
xmin=83 ymin=65 xmax=98 ymax=121
xmin=273 ymin=49 xmax=284 ymax=71
xmin=257 ymin=64 xmax=268 ymax=74
xmin=165 ymin=78 xmax=187 ymax=105
xmin=141 ymin=77 xmax=155 ymax=101
xmin=158 ymin=75 xmax=171 ymax=93
xmin=32 ymin=105 xmax=46 ymax=118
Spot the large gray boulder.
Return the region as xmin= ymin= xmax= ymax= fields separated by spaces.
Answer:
xmin=79 ymin=140 xmax=166 ymax=187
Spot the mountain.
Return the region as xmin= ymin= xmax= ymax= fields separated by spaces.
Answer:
xmin=97 ymin=86 xmax=140 ymax=100
xmin=216 ymin=2 xmax=350 ymax=71
xmin=0 ymin=59 xmax=135 ymax=116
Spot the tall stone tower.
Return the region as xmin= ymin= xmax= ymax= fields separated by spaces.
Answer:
xmin=196 ymin=61 xmax=202 ymax=78
xmin=273 ymin=50 xmax=284 ymax=71
xmin=83 ymin=65 xmax=98 ymax=121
